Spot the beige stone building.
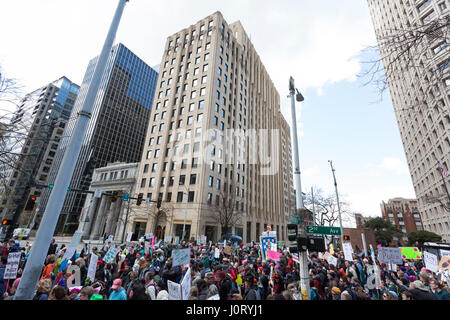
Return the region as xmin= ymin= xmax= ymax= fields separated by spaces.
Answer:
xmin=130 ymin=11 xmax=294 ymax=243
xmin=367 ymin=0 xmax=450 ymax=241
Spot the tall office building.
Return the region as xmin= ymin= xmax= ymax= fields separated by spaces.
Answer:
xmin=40 ymin=43 xmax=158 ymax=234
xmin=129 ymin=12 xmax=294 ymax=243
xmin=0 ymin=77 xmax=80 ymax=231
xmin=367 ymin=0 xmax=450 ymax=241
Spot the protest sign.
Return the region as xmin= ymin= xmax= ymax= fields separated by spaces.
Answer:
xmin=175 ymin=236 xmax=180 ymax=245
xmin=87 ymin=253 xmax=98 ymax=283
xmin=67 ymin=264 xmax=81 ymax=287
xmin=270 ymin=243 xmax=277 ymax=252
xmin=378 ymin=247 xmax=403 ymax=265
xmin=207 ymin=294 xmax=220 ymax=300
xmin=423 ymin=251 xmax=439 ymax=273
xmin=322 ymin=252 xmax=332 ymax=261
xmin=343 ymin=242 xmax=353 ymax=261
xmin=107 ymin=235 xmax=114 ymax=242
xmin=144 ymin=241 xmax=150 ymax=255
xmin=318 ymin=252 xmax=324 ymax=259
xmin=329 ymin=244 xmax=334 ymax=255
xmin=327 ymin=255 xmax=338 ymax=266
xmin=126 ymin=232 xmax=133 ymax=242
xmin=400 ymin=247 xmax=422 ymax=259
xmin=292 ymin=253 xmax=299 ymax=264
xmin=4 ymin=252 xmax=21 ymax=279
xmin=440 ymin=250 xmax=450 ymax=258
xmin=172 ymin=248 xmax=191 ymax=267
xmin=224 ymin=246 xmax=231 ymax=255
xmin=439 ymin=256 xmax=450 ymax=272
xmin=164 ymin=236 xmax=173 ymax=243
xmin=103 ymin=247 xmax=119 ymax=263
xmin=168 ymin=280 xmax=182 ymax=300
xmin=145 ymin=233 xmax=153 ymax=240
xmin=151 ymin=235 xmax=155 ymax=249
xmin=214 ymin=248 xmax=220 ymax=259
xmin=63 ymin=231 xmax=83 ymax=261
xmin=267 ymin=250 xmax=281 ymax=261
xmin=181 ymin=267 xmax=191 ymax=300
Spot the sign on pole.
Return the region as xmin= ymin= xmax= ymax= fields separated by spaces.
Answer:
xmin=423 ymin=251 xmax=439 ymax=273
xmin=63 ymin=231 xmax=83 ymax=261
xmin=343 ymin=242 xmax=353 ymax=261
xmin=378 ymin=247 xmax=403 ymax=265
xmin=168 ymin=280 xmax=182 ymax=300
xmin=181 ymin=267 xmax=191 ymax=300
xmin=87 ymin=253 xmax=98 ymax=283
xmin=306 ymin=225 xmax=341 ymax=236
xmin=4 ymin=252 xmax=22 ymax=279
xmin=172 ymin=248 xmax=191 ymax=267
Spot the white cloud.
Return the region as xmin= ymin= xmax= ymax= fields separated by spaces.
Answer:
xmin=365 ymin=157 xmax=410 ymax=176
xmin=303 ymin=165 xmax=321 ymax=177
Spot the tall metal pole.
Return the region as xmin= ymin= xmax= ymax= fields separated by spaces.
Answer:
xmin=329 ymin=160 xmax=344 ymax=250
xmin=14 ymin=0 xmax=128 ymax=300
xmin=311 ymin=187 xmax=316 ymax=226
xmin=288 ymin=76 xmax=309 ymax=300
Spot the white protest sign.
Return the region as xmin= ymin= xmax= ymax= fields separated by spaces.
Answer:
xmin=102 ymin=247 xmax=119 ymax=263
xmin=214 ymin=248 xmax=220 ymax=259
xmin=207 ymin=294 xmax=220 ymax=300
xmin=175 ymin=236 xmax=180 ymax=245
xmin=164 ymin=236 xmax=173 ymax=243
xmin=327 ymin=255 xmax=338 ymax=266
xmin=440 ymin=250 xmax=450 ymax=258
xmin=370 ymin=245 xmax=381 ymax=290
xmin=168 ymin=280 xmax=182 ymax=300
xmin=172 ymin=248 xmax=191 ymax=267
xmin=343 ymin=242 xmax=354 ymax=261
xmin=423 ymin=251 xmax=438 ymax=273
xmin=269 ymin=231 xmax=277 ymax=238
xmin=4 ymin=252 xmax=22 ymax=279
xmin=107 ymin=235 xmax=114 ymax=242
xmin=145 ymin=233 xmax=153 ymax=240
xmin=318 ymin=252 xmax=324 ymax=259
xmin=144 ymin=242 xmax=150 ymax=255
xmin=87 ymin=253 xmax=98 ymax=283
xmin=181 ymin=267 xmax=191 ymax=300
xmin=377 ymin=247 xmax=403 ymax=265
xmin=126 ymin=232 xmax=133 ymax=242
xmin=322 ymin=252 xmax=332 ymax=261
xmin=67 ymin=264 xmax=81 ymax=287
xmin=270 ymin=243 xmax=277 ymax=252
xmin=200 ymin=235 xmax=207 ymax=245
xmin=63 ymin=231 xmax=83 ymax=261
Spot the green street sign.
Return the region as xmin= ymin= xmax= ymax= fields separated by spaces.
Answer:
xmin=48 ymin=184 xmax=54 ymax=190
xmin=123 ymin=194 xmax=129 ymax=202
xmin=306 ymin=225 xmax=341 ymax=236
xmin=67 ymin=187 xmax=71 ymax=192
xmin=289 ymin=215 xmax=302 ymax=225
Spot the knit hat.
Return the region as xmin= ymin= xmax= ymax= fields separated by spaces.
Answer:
xmin=90 ymin=294 xmax=103 ymax=300
xmin=332 ymin=287 xmax=341 ymax=294
xmin=413 ymin=280 xmax=428 ymax=292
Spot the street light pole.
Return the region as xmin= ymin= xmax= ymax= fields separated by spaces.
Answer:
xmin=329 ymin=160 xmax=344 ymax=250
xmin=288 ymin=76 xmax=310 ymax=300
xmin=14 ymin=0 xmax=129 ymax=300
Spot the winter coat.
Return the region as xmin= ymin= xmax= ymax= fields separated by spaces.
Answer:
xmin=432 ymin=289 xmax=450 ymax=300
xmin=409 ymin=288 xmax=438 ymax=300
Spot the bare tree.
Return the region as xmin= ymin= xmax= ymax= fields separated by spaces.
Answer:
xmin=359 ymin=15 xmax=450 ymax=110
xmin=208 ymin=189 xmax=243 ymax=235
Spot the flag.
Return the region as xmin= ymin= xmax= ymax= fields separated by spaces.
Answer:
xmin=438 ymin=161 xmax=448 ymax=177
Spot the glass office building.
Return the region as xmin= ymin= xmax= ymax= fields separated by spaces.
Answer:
xmin=40 ymin=43 xmax=158 ymax=233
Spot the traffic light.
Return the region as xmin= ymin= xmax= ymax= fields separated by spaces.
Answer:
xmin=2 ymin=219 xmax=11 ymax=226
xmin=297 ymin=236 xmax=308 ymax=252
xmin=157 ymin=198 xmax=162 ymax=209
xmin=344 ymin=235 xmax=350 ymax=241
xmin=287 ymin=224 xmax=298 ymax=241
xmin=24 ymin=195 xmax=37 ymax=211
xmin=307 ymin=236 xmax=326 ymax=252
xmin=137 ymin=193 xmax=143 ymax=206
xmin=110 ymin=191 xmax=118 ymax=202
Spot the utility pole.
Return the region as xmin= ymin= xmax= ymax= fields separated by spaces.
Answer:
xmin=311 ymin=187 xmax=316 ymax=226
xmin=329 ymin=160 xmax=344 ymax=250
xmin=14 ymin=0 xmax=129 ymax=300
xmin=288 ymin=76 xmax=310 ymax=300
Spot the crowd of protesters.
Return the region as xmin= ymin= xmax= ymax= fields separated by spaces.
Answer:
xmin=1 ymin=237 xmax=449 ymax=300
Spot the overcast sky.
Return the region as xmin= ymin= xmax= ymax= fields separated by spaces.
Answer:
xmin=0 ymin=0 xmax=416 ymax=223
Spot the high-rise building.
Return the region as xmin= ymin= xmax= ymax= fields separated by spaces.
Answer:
xmin=0 ymin=77 xmax=80 ymax=232
xmin=129 ymin=11 xmax=294 ymax=243
xmin=39 ymin=43 xmax=159 ymax=234
xmin=381 ymin=197 xmax=423 ymax=244
xmin=367 ymin=0 xmax=450 ymax=241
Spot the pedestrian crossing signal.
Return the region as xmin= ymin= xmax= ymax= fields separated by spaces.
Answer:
xmin=344 ymin=235 xmax=350 ymax=241
xmin=24 ymin=195 xmax=37 ymax=211
xmin=2 ymin=219 xmax=11 ymax=225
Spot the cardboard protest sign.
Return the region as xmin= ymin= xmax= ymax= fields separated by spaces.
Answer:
xmin=343 ymin=242 xmax=354 ymax=261
xmin=4 ymin=252 xmax=21 ymax=279
xmin=400 ymin=247 xmax=422 ymax=259
xmin=168 ymin=280 xmax=182 ymax=300
xmin=102 ymin=247 xmax=119 ymax=263
xmin=172 ymin=248 xmax=191 ymax=267
xmin=87 ymin=253 xmax=98 ymax=283
xmin=423 ymin=251 xmax=439 ymax=273
xmin=63 ymin=231 xmax=83 ymax=261
xmin=267 ymin=250 xmax=281 ymax=261
xmin=378 ymin=247 xmax=403 ymax=265
xmin=181 ymin=267 xmax=191 ymax=300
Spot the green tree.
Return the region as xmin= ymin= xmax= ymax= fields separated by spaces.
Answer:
xmin=364 ymin=217 xmax=402 ymax=246
xmin=407 ymin=230 xmax=442 ymax=246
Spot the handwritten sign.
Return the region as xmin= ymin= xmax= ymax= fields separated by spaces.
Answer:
xmin=267 ymin=250 xmax=281 ymax=261
xmin=181 ymin=267 xmax=191 ymax=300
xmin=4 ymin=252 xmax=21 ymax=279
xmin=172 ymin=248 xmax=191 ymax=267
xmin=164 ymin=236 xmax=173 ymax=243
xmin=327 ymin=255 xmax=338 ymax=266
xmin=168 ymin=280 xmax=182 ymax=300
xmin=423 ymin=251 xmax=438 ymax=273
xmin=378 ymin=247 xmax=403 ymax=265
xmin=400 ymin=247 xmax=422 ymax=259
xmin=87 ymin=254 xmax=98 ymax=283
xmin=343 ymin=242 xmax=353 ymax=261
xmin=102 ymin=247 xmax=119 ymax=263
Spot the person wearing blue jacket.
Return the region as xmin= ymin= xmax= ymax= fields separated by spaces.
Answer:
xmin=108 ymin=279 xmax=127 ymax=300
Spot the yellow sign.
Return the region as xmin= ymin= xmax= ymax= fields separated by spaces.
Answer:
xmin=329 ymin=244 xmax=334 ymax=255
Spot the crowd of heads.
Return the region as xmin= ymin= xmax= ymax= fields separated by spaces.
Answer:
xmin=1 ymin=237 xmax=449 ymax=300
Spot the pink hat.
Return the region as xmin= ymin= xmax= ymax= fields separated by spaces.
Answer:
xmin=111 ymin=279 xmax=122 ymax=290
